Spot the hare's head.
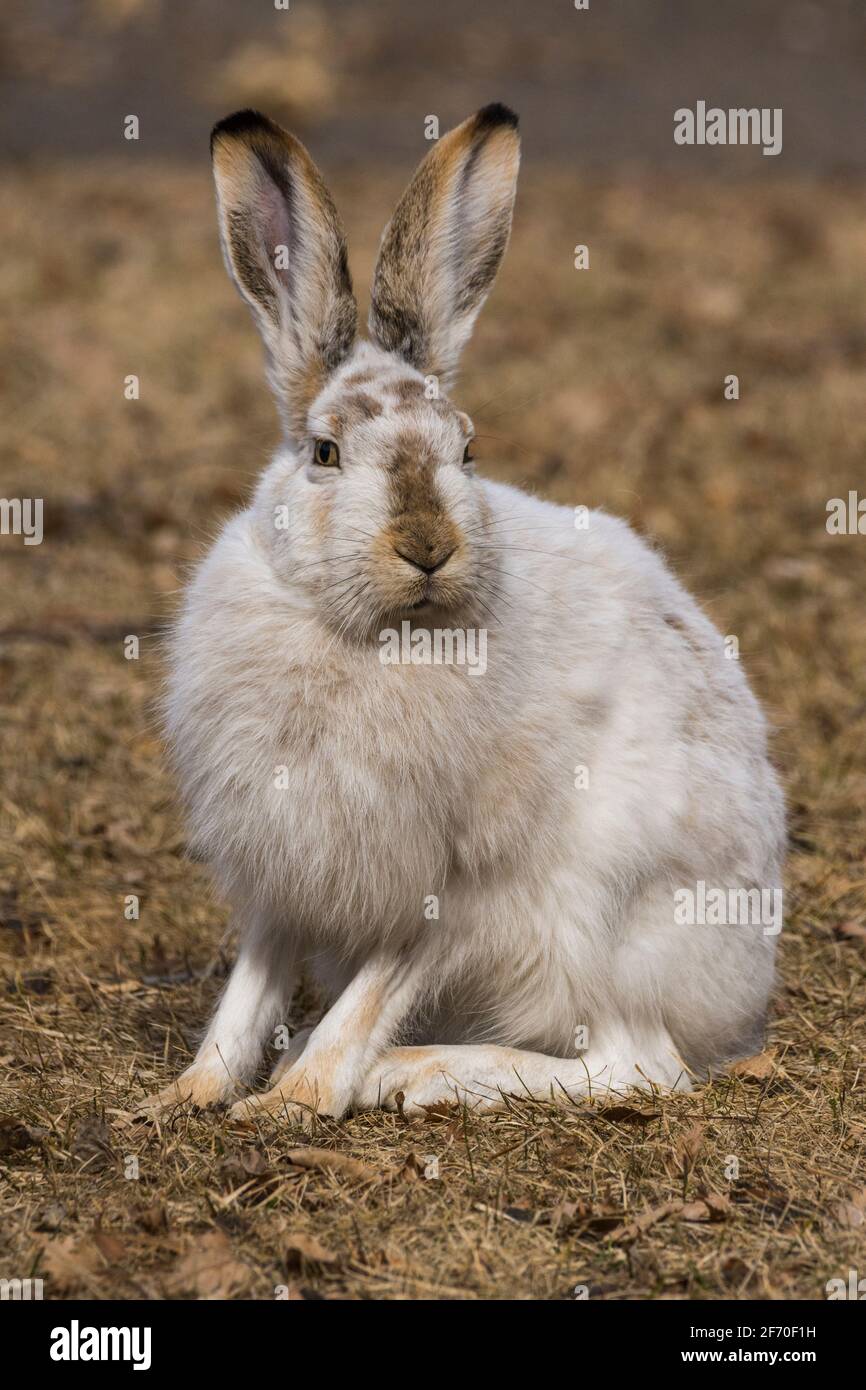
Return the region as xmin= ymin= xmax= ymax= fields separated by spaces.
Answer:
xmin=211 ymin=105 xmax=520 ymax=635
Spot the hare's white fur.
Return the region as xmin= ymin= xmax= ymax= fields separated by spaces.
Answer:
xmin=145 ymin=106 xmax=784 ymax=1120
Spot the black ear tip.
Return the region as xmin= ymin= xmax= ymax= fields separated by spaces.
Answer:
xmin=210 ymin=109 xmax=273 ymax=152
xmin=475 ymin=102 xmax=519 ymax=134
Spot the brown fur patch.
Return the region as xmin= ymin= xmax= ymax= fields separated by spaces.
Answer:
xmin=388 ymin=377 xmax=426 ymax=406
xmin=337 ymin=390 xmax=383 ymax=429
xmin=342 ymin=368 xmax=379 ymax=388
xmin=384 ymin=429 xmax=460 ymax=568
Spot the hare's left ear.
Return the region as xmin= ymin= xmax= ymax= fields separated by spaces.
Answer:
xmin=211 ymin=109 xmax=357 ymax=440
xmin=369 ymin=104 xmax=520 ymax=389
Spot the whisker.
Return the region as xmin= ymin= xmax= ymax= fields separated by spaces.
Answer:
xmin=472 ymin=432 xmax=539 ymax=461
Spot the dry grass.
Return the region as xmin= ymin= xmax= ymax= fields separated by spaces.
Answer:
xmin=1 ymin=160 xmax=865 ymax=1300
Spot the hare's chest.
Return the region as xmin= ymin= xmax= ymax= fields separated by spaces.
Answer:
xmin=287 ymin=660 xmax=568 ymax=884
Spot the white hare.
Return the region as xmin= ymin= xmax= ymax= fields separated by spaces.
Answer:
xmin=143 ymin=104 xmax=785 ymax=1122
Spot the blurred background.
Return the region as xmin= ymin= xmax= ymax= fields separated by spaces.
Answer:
xmin=1 ymin=0 xmax=865 ymax=1300
xmin=3 ymin=0 xmax=866 ymax=170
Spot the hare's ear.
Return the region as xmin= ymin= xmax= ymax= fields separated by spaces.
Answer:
xmin=369 ymin=104 xmax=519 ymax=388
xmin=211 ymin=110 xmax=357 ymax=439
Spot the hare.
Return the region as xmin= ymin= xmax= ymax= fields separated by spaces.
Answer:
xmin=140 ymin=104 xmax=785 ymax=1123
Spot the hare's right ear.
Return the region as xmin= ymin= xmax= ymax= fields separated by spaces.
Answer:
xmin=369 ymin=104 xmax=520 ymax=389
xmin=211 ymin=110 xmax=357 ymax=440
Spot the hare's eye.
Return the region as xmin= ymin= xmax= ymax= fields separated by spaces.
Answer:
xmin=462 ymin=442 xmax=475 ymax=465
xmin=313 ymin=439 xmax=340 ymax=467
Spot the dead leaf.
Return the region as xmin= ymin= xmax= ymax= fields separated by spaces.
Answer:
xmin=607 ymin=1200 xmax=681 ymax=1244
xmin=681 ymin=1194 xmax=730 ymax=1223
xmin=681 ymin=1200 xmax=710 ymax=1222
xmin=547 ymin=1198 xmax=623 ymax=1236
xmin=284 ymin=1147 xmax=380 ymax=1184
xmin=729 ymin=1052 xmax=775 ymax=1082
xmin=240 ymin=1146 xmax=270 ymax=1175
xmin=166 ymin=1230 xmax=249 ymax=1300
xmin=704 ymin=1192 xmax=732 ymax=1219
xmin=219 ymin=1146 xmax=275 ymax=1187
xmin=397 ymin=1151 xmax=425 ymax=1181
xmin=676 ymin=1122 xmax=706 ymax=1171
xmin=546 ymin=1199 xmax=581 ymax=1233
xmin=838 ymin=920 xmax=866 ymax=941
xmin=421 ymin=1100 xmax=459 ymax=1122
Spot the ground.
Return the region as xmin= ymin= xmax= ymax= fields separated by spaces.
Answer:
xmin=1 ymin=160 xmax=865 ymax=1300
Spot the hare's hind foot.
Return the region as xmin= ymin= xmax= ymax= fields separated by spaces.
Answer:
xmin=355 ymin=1038 xmax=692 ymax=1115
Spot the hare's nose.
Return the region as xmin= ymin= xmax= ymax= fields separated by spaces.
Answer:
xmin=394 ymin=545 xmax=455 ymax=576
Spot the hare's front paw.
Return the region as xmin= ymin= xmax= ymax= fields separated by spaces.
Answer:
xmin=227 ymin=1064 xmax=348 ymax=1126
xmin=136 ymin=1061 xmax=236 ymax=1116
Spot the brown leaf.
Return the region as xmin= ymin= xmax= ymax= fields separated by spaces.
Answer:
xmin=284 ymin=1232 xmax=338 ymax=1266
xmin=397 ymin=1151 xmax=426 ymax=1181
xmin=284 ymin=1146 xmax=380 ymax=1184
xmin=676 ymin=1122 xmax=706 ymax=1171
xmin=681 ymin=1200 xmax=711 ymax=1222
xmin=729 ymin=1052 xmax=775 ymax=1082
xmin=218 ymin=1144 xmax=280 ymax=1195
xmin=704 ymin=1192 xmax=732 ymax=1220
xmin=219 ymin=1145 xmax=276 ymax=1188
xmin=240 ymin=1146 xmax=270 ymax=1175
xmin=838 ymin=920 xmax=866 ymax=942
xmin=546 ymin=1200 xmax=581 ymax=1233
xmin=421 ymin=1100 xmax=458 ymax=1122
xmin=607 ymin=1200 xmax=681 ymax=1244
xmin=680 ymin=1191 xmax=731 ymax=1223
xmin=166 ymin=1230 xmax=249 ymax=1300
